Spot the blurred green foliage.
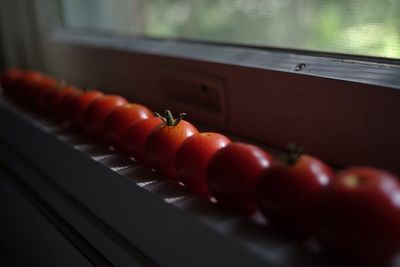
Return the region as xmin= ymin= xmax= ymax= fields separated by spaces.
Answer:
xmin=143 ymin=0 xmax=400 ymax=59
xmin=62 ymin=0 xmax=400 ymax=59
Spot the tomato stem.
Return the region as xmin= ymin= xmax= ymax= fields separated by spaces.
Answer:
xmin=154 ymin=110 xmax=186 ymax=126
xmin=55 ymin=79 xmax=66 ymax=91
xmin=166 ymin=109 xmax=174 ymax=125
xmin=285 ymin=143 xmax=304 ymax=165
xmin=83 ymin=84 xmax=97 ymax=92
xmin=154 ymin=111 xmax=166 ymax=124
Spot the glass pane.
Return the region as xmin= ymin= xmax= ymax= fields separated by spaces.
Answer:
xmin=61 ymin=0 xmax=400 ymax=59
xmin=61 ymin=0 xmax=142 ymax=34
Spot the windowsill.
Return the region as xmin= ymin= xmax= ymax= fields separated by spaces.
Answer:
xmin=0 ymin=97 xmax=327 ymax=267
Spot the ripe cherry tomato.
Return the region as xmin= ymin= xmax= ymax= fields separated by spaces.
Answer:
xmin=176 ymin=132 xmax=231 ymax=197
xmin=36 ymin=80 xmax=66 ymax=114
xmin=68 ymin=90 xmax=104 ymax=128
xmin=319 ymin=167 xmax=400 ymax=267
xmin=124 ymin=117 xmax=163 ymax=164
xmin=146 ymin=110 xmax=198 ymax=180
xmin=14 ymin=70 xmax=44 ymax=104
xmin=61 ymin=89 xmax=83 ymax=119
xmin=207 ymin=142 xmax=272 ymax=215
xmin=1 ymin=68 xmax=24 ymax=97
xmin=54 ymin=85 xmax=82 ymax=119
xmin=31 ymin=76 xmax=59 ymax=112
xmin=83 ymin=95 xmax=127 ymax=139
xmin=103 ymin=103 xmax=153 ymax=150
xmin=255 ymin=146 xmax=335 ymax=237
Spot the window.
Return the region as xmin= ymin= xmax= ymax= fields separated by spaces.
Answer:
xmin=1 ymin=0 xmax=399 ymax=174
xmin=1 ymin=1 xmax=400 ymax=267
xmin=61 ymin=0 xmax=400 ymax=59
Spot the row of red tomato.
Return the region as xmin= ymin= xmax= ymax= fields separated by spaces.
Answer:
xmin=1 ymin=68 xmax=400 ymax=267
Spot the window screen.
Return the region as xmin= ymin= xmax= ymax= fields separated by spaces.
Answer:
xmin=61 ymin=0 xmax=400 ymax=59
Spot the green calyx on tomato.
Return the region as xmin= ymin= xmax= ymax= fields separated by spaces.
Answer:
xmin=55 ymin=78 xmax=66 ymax=91
xmin=284 ymin=143 xmax=304 ymax=165
xmin=155 ymin=109 xmax=186 ymax=127
xmin=82 ymin=84 xmax=98 ymax=92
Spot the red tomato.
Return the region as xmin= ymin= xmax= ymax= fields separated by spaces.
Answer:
xmin=319 ymin=167 xmax=400 ymax=267
xmin=14 ymin=70 xmax=44 ymax=104
xmin=43 ymin=84 xmax=78 ymax=118
xmin=68 ymin=90 xmax=104 ymax=128
xmin=54 ymin=85 xmax=82 ymax=119
xmin=62 ymin=90 xmax=83 ymax=119
xmin=1 ymin=68 xmax=24 ymax=97
xmin=255 ymin=152 xmax=335 ymax=237
xmin=207 ymin=142 xmax=272 ymax=215
xmin=83 ymin=95 xmax=127 ymax=139
xmin=103 ymin=103 xmax=153 ymax=150
xmin=176 ymin=132 xmax=231 ymax=197
xmin=31 ymin=76 xmax=59 ymax=112
xmin=38 ymin=80 xmax=66 ymax=114
xmin=124 ymin=117 xmax=163 ymax=164
xmin=146 ymin=110 xmax=198 ymax=180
